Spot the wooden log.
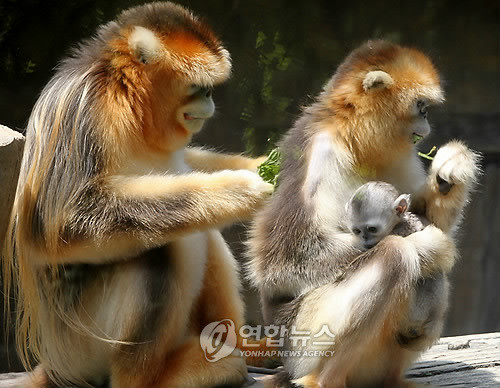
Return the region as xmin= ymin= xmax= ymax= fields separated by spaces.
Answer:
xmin=1 ymin=333 xmax=497 ymax=387
xmin=248 ymin=332 xmax=500 ymax=388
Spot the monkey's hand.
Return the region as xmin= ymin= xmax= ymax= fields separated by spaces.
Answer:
xmin=250 ymin=155 xmax=269 ymax=171
xmin=217 ymin=170 xmax=275 ymax=206
xmin=430 ymin=141 xmax=481 ymax=195
xmin=424 ymin=141 xmax=481 ymax=234
xmin=404 ymin=225 xmax=457 ymax=276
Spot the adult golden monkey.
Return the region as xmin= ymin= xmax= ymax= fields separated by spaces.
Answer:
xmin=247 ymin=41 xmax=480 ymax=388
xmin=3 ymin=2 xmax=273 ymax=387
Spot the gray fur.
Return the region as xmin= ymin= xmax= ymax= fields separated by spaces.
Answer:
xmin=345 ymin=182 xmax=448 ymax=351
xmin=246 ymin=41 xmax=464 ymax=387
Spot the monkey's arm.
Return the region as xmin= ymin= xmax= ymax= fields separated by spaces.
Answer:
xmin=341 ymin=225 xmax=455 ymax=283
xmin=422 ymin=141 xmax=480 ymax=234
xmin=42 ymin=171 xmax=272 ymax=265
xmin=401 ymin=225 xmax=457 ymax=276
xmin=185 ymin=147 xmax=266 ymax=172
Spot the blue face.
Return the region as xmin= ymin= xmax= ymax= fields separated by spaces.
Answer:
xmin=348 ymin=208 xmax=399 ymax=250
xmin=408 ymin=99 xmax=431 ymax=143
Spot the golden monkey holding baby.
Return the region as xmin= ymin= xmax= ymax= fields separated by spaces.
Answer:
xmin=3 ymin=2 xmax=273 ymax=387
xmin=247 ymin=41 xmax=480 ymax=387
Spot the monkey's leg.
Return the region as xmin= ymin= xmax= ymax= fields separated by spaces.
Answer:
xmin=110 ymin=334 xmax=246 ymax=388
xmin=111 ymin=230 xmax=246 ymax=388
xmin=185 ymin=147 xmax=267 ymax=172
xmin=151 ymin=335 xmax=248 ymax=388
xmin=397 ymin=274 xmax=449 ymax=351
xmin=288 ymin=233 xmax=452 ymax=388
xmin=50 ymin=171 xmax=272 ymax=265
xmin=197 ymin=230 xmax=245 ymax=328
xmin=423 ymin=140 xmax=480 ymax=234
xmin=22 ymin=365 xmax=57 ymax=388
xmin=196 ymin=230 xmax=278 ymax=367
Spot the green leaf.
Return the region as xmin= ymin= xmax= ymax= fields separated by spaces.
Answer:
xmin=257 ymin=148 xmax=282 ymax=188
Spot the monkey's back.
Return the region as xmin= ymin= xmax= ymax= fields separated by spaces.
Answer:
xmin=392 ymin=212 xmax=428 ymax=237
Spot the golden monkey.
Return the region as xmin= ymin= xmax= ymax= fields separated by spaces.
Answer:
xmin=345 ymin=181 xmax=449 ymax=352
xmin=247 ymin=41 xmax=480 ymax=388
xmin=345 ymin=181 xmax=424 ymax=250
xmin=2 ymin=2 xmax=273 ymax=387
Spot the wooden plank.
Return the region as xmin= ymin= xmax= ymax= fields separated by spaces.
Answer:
xmin=249 ymin=333 xmax=500 ymax=387
xmin=1 ymin=333 xmax=498 ymax=387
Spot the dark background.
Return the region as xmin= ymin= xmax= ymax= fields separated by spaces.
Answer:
xmin=0 ymin=0 xmax=499 ymax=371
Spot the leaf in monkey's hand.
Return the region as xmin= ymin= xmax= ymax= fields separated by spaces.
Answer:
xmin=257 ymin=148 xmax=282 ymax=189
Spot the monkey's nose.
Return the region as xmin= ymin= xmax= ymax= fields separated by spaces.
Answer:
xmin=364 ymin=243 xmax=376 ymax=249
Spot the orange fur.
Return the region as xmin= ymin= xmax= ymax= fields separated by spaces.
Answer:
xmin=319 ymin=42 xmax=443 ymax=171
xmin=3 ymin=3 xmax=271 ymax=387
xmin=185 ymin=147 xmax=267 ymax=172
xmin=246 ymin=40 xmax=479 ymax=388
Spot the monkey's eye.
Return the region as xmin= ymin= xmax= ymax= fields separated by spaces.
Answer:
xmin=188 ymin=85 xmax=213 ymax=98
xmin=367 ymin=226 xmax=378 ymax=234
xmin=352 ymin=228 xmax=361 ymax=235
xmin=201 ymin=87 xmax=212 ymax=98
xmin=416 ymin=100 xmax=428 ymax=118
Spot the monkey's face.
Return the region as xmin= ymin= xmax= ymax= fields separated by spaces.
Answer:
xmin=326 ymin=41 xmax=444 ymax=163
xmin=179 ymin=85 xmax=216 ymax=134
xmin=402 ymin=98 xmax=432 ymax=144
xmin=138 ymin=43 xmax=229 ymax=152
xmin=348 ymin=209 xmax=398 ymax=250
xmin=144 ymin=72 xmax=219 ymax=151
xmin=346 ymin=183 xmax=409 ymax=250
xmin=110 ymin=4 xmax=232 ymax=154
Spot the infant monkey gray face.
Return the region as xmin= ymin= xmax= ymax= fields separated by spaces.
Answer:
xmin=346 ymin=182 xmax=410 ymax=250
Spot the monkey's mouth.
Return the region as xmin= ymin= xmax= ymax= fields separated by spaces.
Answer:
xmin=184 ymin=113 xmax=211 ymax=121
xmin=183 ymin=112 xmax=213 ymax=134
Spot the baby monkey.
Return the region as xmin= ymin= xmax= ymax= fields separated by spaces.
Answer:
xmin=345 ymin=181 xmax=448 ymax=351
xmin=345 ymin=181 xmax=426 ymax=250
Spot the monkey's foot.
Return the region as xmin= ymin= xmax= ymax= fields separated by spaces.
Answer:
xmin=430 ymin=141 xmax=481 ymax=195
xmin=396 ymin=328 xmax=434 ymax=351
xmin=292 ymin=373 xmax=322 ymax=388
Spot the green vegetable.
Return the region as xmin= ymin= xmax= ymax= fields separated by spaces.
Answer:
xmin=413 ymin=134 xmax=423 ymax=144
xmin=257 ymin=148 xmax=282 ymax=188
xmin=418 ymin=146 xmax=437 ymax=161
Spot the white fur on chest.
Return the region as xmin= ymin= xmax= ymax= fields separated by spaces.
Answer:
xmin=378 ymin=151 xmax=426 ymax=196
xmin=304 ymin=131 xmax=360 ymax=228
xmin=171 ymin=231 xmax=209 ymax=303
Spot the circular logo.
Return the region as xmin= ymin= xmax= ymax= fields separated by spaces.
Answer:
xmin=200 ymin=319 xmax=237 ymax=362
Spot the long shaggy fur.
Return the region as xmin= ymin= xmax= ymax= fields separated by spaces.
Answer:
xmin=3 ymin=2 xmax=271 ymax=387
xmin=246 ymin=41 xmax=480 ymax=387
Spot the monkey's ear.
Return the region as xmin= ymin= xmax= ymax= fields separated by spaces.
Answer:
xmin=345 ymin=201 xmax=352 ymax=214
xmin=394 ymin=194 xmax=411 ymax=216
xmin=128 ymin=26 xmax=163 ymax=64
xmin=362 ymin=71 xmax=394 ymax=91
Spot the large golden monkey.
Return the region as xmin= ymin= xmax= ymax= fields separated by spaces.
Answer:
xmin=2 ymin=2 xmax=273 ymax=387
xmin=247 ymin=41 xmax=480 ymax=388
